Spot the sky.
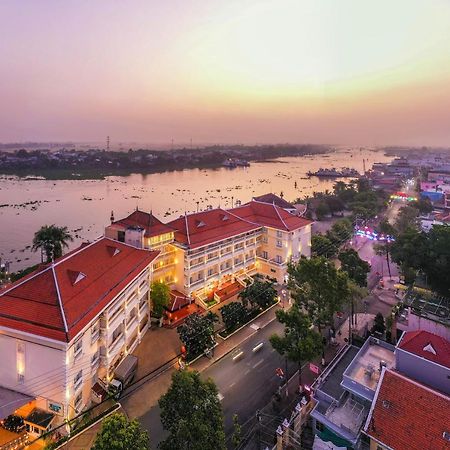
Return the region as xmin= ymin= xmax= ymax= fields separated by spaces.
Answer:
xmin=1 ymin=0 xmax=450 ymax=147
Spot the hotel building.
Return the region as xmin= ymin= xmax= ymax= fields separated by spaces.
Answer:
xmin=0 ymin=238 xmax=159 ymax=435
xmin=106 ymin=199 xmax=312 ymax=309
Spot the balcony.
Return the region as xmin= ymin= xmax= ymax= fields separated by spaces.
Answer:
xmin=108 ymin=307 xmax=125 ymax=331
xmin=91 ymin=330 xmax=100 ymax=345
xmin=189 ymin=260 xmax=205 ymax=270
xmin=108 ymin=334 xmax=125 ymax=356
xmin=126 ymin=315 xmax=138 ymax=332
xmin=220 ymin=266 xmax=233 ymax=275
xmin=206 ymin=254 xmax=220 ymax=263
xmin=125 ymin=295 xmax=139 ymax=314
xmin=91 ymin=353 xmax=100 ymax=371
xmin=234 ymin=260 xmax=244 ymax=267
xmin=189 ymin=278 xmax=205 ymax=287
xmin=311 ymin=393 xmax=369 ymax=446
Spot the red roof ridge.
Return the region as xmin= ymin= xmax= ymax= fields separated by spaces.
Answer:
xmin=184 ymin=213 xmax=191 ymax=246
xmin=0 ymin=264 xmax=53 ymax=298
xmin=51 ymin=263 xmax=69 ymax=337
xmin=271 ymin=202 xmax=289 ymax=230
xmin=225 ymin=207 xmax=261 ymax=228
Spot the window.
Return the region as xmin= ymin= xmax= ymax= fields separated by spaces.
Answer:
xmin=377 ymin=446 xmax=384 ymax=450
xmin=262 ymin=236 xmax=268 ymax=244
xmin=276 ymin=239 xmax=282 ymax=248
xmin=91 ymin=322 xmax=100 ymax=344
xmin=91 ymin=351 xmax=100 ymax=369
xmin=261 ymin=251 xmax=268 ymax=259
xmin=208 ymin=268 xmax=214 ymax=276
xmin=74 ymin=370 xmax=83 ymax=391
xmin=276 ymin=255 xmax=283 ymax=264
xmin=276 ymin=230 xmax=282 ymax=238
xmin=73 ymin=339 xmax=83 ymax=360
xmin=16 ymin=341 xmax=25 ymax=383
xmin=74 ymin=392 xmax=83 ymax=411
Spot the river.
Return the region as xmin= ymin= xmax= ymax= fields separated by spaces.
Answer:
xmin=0 ymin=148 xmax=392 ymax=271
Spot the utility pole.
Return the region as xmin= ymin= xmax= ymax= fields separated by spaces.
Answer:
xmin=106 ymin=135 xmax=110 ymax=151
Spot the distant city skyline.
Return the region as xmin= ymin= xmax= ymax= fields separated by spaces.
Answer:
xmin=1 ymin=0 xmax=450 ymax=146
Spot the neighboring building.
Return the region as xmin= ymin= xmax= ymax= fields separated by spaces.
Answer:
xmin=311 ymin=337 xmax=396 ymax=449
xmin=105 ymin=209 xmax=179 ymax=287
xmin=395 ymin=330 xmax=450 ymax=394
xmin=252 ymin=193 xmax=297 ymax=214
xmin=363 ymin=369 xmax=450 ymax=450
xmin=428 ymin=170 xmax=450 ymax=184
xmin=395 ymin=289 xmax=450 ymax=341
xmin=108 ymin=199 xmax=312 ymax=309
xmin=0 ymin=238 xmax=159 ymax=433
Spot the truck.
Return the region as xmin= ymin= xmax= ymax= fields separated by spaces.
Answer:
xmin=108 ymin=354 xmax=138 ymax=399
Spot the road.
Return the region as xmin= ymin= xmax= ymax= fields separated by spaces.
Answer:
xmin=137 ymin=317 xmax=295 ymax=447
xmin=201 ymin=319 xmax=296 ymax=436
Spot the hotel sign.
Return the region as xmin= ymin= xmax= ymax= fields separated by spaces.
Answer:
xmin=48 ymin=400 xmax=64 ymax=416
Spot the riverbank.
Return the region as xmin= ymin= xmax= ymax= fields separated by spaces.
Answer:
xmin=0 ymin=144 xmax=330 ymax=180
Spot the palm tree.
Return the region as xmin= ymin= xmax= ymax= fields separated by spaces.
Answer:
xmin=32 ymin=225 xmax=73 ymax=262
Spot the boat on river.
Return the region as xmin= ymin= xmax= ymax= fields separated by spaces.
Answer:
xmin=307 ymin=167 xmax=360 ymax=178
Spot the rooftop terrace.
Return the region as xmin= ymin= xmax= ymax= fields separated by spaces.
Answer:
xmin=342 ymin=337 xmax=395 ymax=401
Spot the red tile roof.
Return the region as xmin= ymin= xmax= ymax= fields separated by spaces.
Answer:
xmin=231 ymin=200 xmax=312 ymax=231
xmin=111 ymin=209 xmax=174 ymax=238
xmin=253 ymin=193 xmax=295 ymax=210
xmin=0 ymin=238 xmax=159 ymax=342
xmin=167 ymin=208 xmax=260 ymax=249
xmin=398 ymin=330 xmax=450 ymax=368
xmin=167 ymin=201 xmax=312 ymax=249
xmin=365 ymin=369 xmax=450 ymax=450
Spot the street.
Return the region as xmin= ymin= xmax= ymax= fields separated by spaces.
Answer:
xmin=135 ymin=316 xmax=295 ymax=448
xmin=201 ymin=319 xmax=296 ymax=436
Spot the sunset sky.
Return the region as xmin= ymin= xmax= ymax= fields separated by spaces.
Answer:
xmin=1 ymin=0 xmax=450 ymax=146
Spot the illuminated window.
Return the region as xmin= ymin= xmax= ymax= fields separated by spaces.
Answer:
xmin=17 ymin=341 xmax=25 ymax=383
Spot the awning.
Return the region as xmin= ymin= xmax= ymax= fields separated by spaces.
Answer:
xmin=0 ymin=387 xmax=34 ymax=419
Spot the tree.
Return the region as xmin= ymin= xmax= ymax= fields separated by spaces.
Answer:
xmin=150 ymin=280 xmax=170 ymax=318
xmin=288 ymin=257 xmax=351 ymax=359
xmin=371 ymin=312 xmax=386 ymax=336
xmin=238 ymin=276 xmax=277 ymax=310
xmin=231 ymin=414 xmax=242 ymax=449
xmin=32 ymin=225 xmax=73 ymax=262
xmin=421 ymin=225 xmax=450 ymax=295
xmin=325 ymin=196 xmax=345 ymax=216
xmin=177 ymin=313 xmax=217 ymax=360
xmin=92 ymin=413 xmax=149 ymax=450
xmin=395 ymin=205 xmax=419 ymax=234
xmin=159 ymin=371 xmax=226 ymax=450
xmin=315 ymin=202 xmax=330 ymax=220
xmin=375 ymin=219 xmax=396 ymax=279
xmin=220 ymin=302 xmax=247 ymax=333
xmin=327 ymin=219 xmax=353 ymax=245
xmin=338 ymin=249 xmax=370 ymax=287
xmin=270 ymin=306 xmax=322 ymax=391
xmin=311 ymin=234 xmax=336 ymax=258
xmin=410 ymin=197 xmax=432 ymax=214
xmin=390 ymin=227 xmax=427 ymax=277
